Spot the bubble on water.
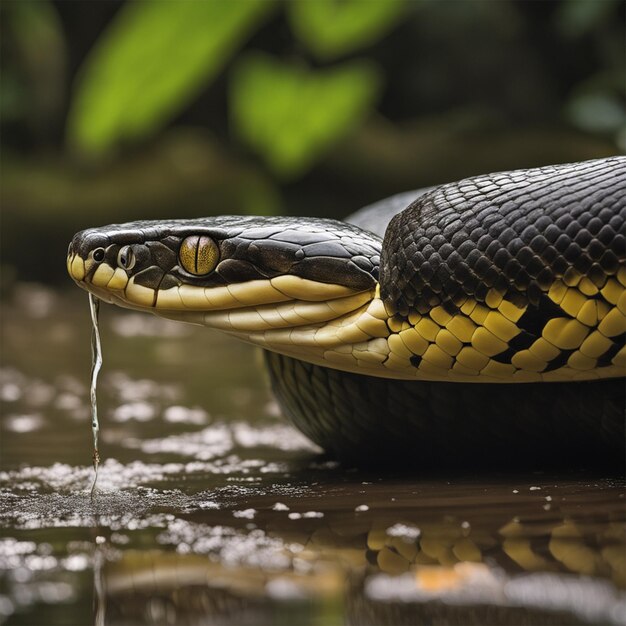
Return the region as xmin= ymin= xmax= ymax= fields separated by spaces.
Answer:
xmin=0 ymin=382 xmax=21 ymax=402
xmin=386 ymin=523 xmax=420 ymax=541
xmin=233 ymin=509 xmax=256 ymax=519
xmin=264 ymin=399 xmax=282 ymax=418
xmin=505 ymin=572 xmax=626 ymax=624
xmin=14 ymin=283 xmax=56 ymax=319
xmin=0 ymin=458 xmax=312 ymax=531
xmin=54 ymin=393 xmax=83 ymax=411
xmin=4 ymin=414 xmax=44 ymax=433
xmin=24 ymin=554 xmax=58 ymax=571
xmin=133 ymin=424 xmax=233 ymax=460
xmin=366 ymin=567 xmax=626 ymax=625
xmin=0 ymin=595 xmax=15 ymax=618
xmin=266 ymin=577 xmax=309 ymax=600
xmin=0 ymin=368 xmax=26 ymax=400
xmin=106 ymin=372 xmax=180 ymax=403
xmin=27 ymin=381 xmax=56 ymax=408
xmin=232 ymin=422 xmax=319 ymax=452
xmin=308 ymin=460 xmax=339 ymax=470
xmin=199 ymin=501 xmax=220 ymax=510
xmin=157 ymin=519 xmax=292 ymax=571
xmin=112 ymin=401 xmax=156 ymax=422
xmin=0 ymin=539 xmax=37 ymax=559
xmin=54 ymin=374 xmax=86 ymax=395
xmin=62 ymin=554 xmax=90 ymax=571
xmin=37 ymin=582 xmax=74 ymax=603
xmin=163 ymin=405 xmax=208 ymax=425
xmin=129 ymin=421 xmax=318 ymax=461
xmin=260 ymin=462 xmax=291 ymax=474
xmin=110 ymin=313 xmax=192 ymax=338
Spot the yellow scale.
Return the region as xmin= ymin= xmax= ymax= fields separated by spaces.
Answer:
xmin=371 ymin=265 xmax=626 ymax=382
xmin=68 ymin=251 xmax=626 ymax=384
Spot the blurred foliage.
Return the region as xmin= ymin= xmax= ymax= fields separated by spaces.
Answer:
xmin=1 ymin=0 xmax=624 ymax=282
xmin=67 ymin=0 xmax=275 ymax=155
xmin=65 ymin=0 xmax=390 ymax=173
xmin=567 ymin=92 xmax=626 ymax=135
xmin=555 ymin=0 xmax=622 ymax=37
xmin=0 ymin=0 xmax=66 ymax=139
xmin=231 ymin=54 xmax=381 ymax=178
xmin=287 ymin=0 xmax=406 ymax=60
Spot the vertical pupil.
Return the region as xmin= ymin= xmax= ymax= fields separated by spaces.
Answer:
xmin=180 ymin=236 xmax=218 ymax=275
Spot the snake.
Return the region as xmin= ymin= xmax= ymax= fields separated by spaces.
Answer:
xmin=67 ymin=157 xmax=626 ymax=466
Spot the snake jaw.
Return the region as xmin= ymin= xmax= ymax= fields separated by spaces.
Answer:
xmin=66 ymin=215 xmax=384 ymax=327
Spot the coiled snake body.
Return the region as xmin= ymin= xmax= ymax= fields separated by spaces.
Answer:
xmin=68 ymin=158 xmax=626 ymax=465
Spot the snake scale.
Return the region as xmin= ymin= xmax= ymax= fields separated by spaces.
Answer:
xmin=68 ymin=158 xmax=626 ymax=466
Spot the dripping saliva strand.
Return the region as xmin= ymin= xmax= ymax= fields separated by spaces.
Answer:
xmin=88 ymin=293 xmax=103 ymax=495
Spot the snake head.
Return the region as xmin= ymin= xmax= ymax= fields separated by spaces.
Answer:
xmin=67 ymin=216 xmax=382 ymax=336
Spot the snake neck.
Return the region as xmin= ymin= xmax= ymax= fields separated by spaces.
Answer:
xmin=247 ymin=278 xmax=626 ymax=384
xmin=239 ymin=286 xmax=395 ymax=371
xmin=155 ymin=276 xmax=625 ymax=384
xmin=166 ymin=277 xmax=626 ymax=385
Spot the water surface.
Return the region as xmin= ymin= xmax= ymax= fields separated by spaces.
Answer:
xmin=1 ymin=284 xmax=624 ymax=625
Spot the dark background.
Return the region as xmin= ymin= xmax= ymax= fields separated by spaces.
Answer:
xmin=1 ymin=0 xmax=624 ymax=283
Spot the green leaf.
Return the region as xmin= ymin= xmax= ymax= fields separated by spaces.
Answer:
xmin=287 ymin=0 xmax=406 ymax=60
xmin=230 ymin=54 xmax=381 ymax=178
xmin=67 ymin=0 xmax=274 ymax=156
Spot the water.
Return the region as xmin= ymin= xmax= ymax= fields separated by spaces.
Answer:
xmin=1 ymin=284 xmax=624 ymax=625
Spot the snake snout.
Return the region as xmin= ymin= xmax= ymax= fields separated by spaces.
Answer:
xmin=71 ymin=230 xmax=109 ymax=260
xmin=66 ymin=230 xmax=111 ymax=285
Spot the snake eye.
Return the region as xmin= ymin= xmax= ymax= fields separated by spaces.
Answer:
xmin=179 ymin=235 xmax=219 ymax=275
xmin=92 ymin=247 xmax=105 ymax=263
xmin=117 ymin=245 xmax=136 ymax=270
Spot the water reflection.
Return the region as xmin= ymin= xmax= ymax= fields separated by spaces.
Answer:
xmin=0 ymin=286 xmax=624 ymax=625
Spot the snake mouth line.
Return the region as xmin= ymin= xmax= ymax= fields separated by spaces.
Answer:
xmin=67 ymin=252 xmax=378 ymax=333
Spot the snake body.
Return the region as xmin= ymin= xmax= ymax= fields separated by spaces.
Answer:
xmin=68 ymin=158 xmax=626 ymax=465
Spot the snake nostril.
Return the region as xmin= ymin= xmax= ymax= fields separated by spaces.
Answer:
xmin=92 ymin=247 xmax=105 ymax=263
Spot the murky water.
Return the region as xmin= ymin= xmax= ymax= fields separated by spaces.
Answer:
xmin=1 ymin=284 xmax=625 ymax=625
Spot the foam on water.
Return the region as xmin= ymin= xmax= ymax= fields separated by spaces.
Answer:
xmin=366 ymin=567 xmax=626 ymax=625
xmin=126 ymin=421 xmax=319 ymax=460
xmin=2 ymin=289 xmax=625 ymax=626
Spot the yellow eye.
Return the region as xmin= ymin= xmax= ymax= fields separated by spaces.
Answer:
xmin=179 ymin=236 xmax=219 ymax=275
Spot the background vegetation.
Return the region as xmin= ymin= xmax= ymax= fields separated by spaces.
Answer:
xmin=1 ymin=0 xmax=624 ymax=282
